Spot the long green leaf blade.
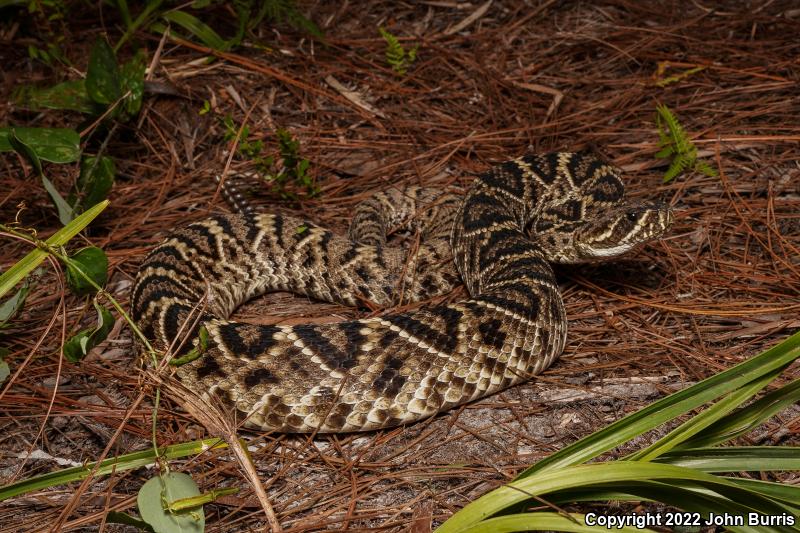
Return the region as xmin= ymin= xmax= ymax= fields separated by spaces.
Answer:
xmin=655 ymin=447 xmax=800 ymax=472
xmin=161 ymin=10 xmax=228 ymax=51
xmin=0 ymin=438 xmax=226 ymax=501
xmin=677 ymin=378 xmax=800 ymax=449
xmin=458 ymin=512 xmax=657 ymax=533
xmin=0 ymin=200 xmax=108 ymax=299
xmin=584 ymin=480 xmax=798 ymax=533
xmin=627 ymin=370 xmax=779 ymax=461
xmin=727 ymin=478 xmax=800 ymax=509
xmin=436 ymin=461 xmax=799 ymax=533
xmin=517 ymin=330 xmax=800 ymax=478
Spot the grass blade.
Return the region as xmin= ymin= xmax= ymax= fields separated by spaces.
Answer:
xmin=0 ymin=200 xmax=108 ymax=299
xmin=626 ymin=369 xmax=779 ymax=461
xmin=517 ymin=330 xmax=800 ymax=477
xmin=584 ymin=481 xmax=798 ymax=533
xmin=161 ymin=10 xmax=228 ymax=51
xmin=0 ymin=437 xmax=227 ymax=501
xmin=726 ymin=478 xmax=800 ymax=509
xmin=655 ymin=446 xmax=800 ymax=472
xmin=436 ymin=461 xmax=800 ymax=533
xmin=458 ymin=512 xmax=657 ymax=533
xmin=676 ymin=378 xmax=800 ymax=450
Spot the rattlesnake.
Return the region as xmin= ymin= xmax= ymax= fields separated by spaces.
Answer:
xmin=131 ymin=152 xmax=673 ymax=432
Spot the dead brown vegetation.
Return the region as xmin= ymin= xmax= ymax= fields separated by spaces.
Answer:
xmin=1 ymin=1 xmax=799 ymax=531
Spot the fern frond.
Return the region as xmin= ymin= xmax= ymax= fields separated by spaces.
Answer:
xmin=654 ymin=145 xmax=674 ymax=159
xmin=694 ymin=160 xmax=717 ymax=177
xmin=407 ymin=45 xmax=418 ymax=63
xmin=379 ymin=27 xmax=417 ymax=75
xmin=654 ymin=103 xmax=714 ymax=183
xmin=664 ymin=154 xmax=689 ymax=183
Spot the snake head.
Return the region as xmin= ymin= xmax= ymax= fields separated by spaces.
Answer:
xmin=573 ymin=202 xmax=673 ymax=261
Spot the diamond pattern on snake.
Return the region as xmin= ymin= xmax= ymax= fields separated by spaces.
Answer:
xmin=131 ymin=152 xmax=673 ymax=432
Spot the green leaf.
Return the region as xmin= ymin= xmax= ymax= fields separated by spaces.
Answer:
xmin=457 ymin=513 xmax=654 ymax=533
xmin=727 ymin=478 xmax=800 ymax=508
xmin=258 ymin=0 xmax=322 ymax=39
xmin=119 ymin=49 xmax=146 ymax=118
xmin=695 ymin=160 xmax=717 ymax=177
xmin=115 ymin=0 xmax=165 ymax=52
xmin=7 ymin=128 xmax=43 ymax=175
xmin=76 ymin=156 xmax=115 ymax=212
xmin=0 ymin=347 xmax=10 ymax=386
xmin=654 ymin=145 xmax=674 ymax=158
xmin=42 ymin=175 xmax=76 ymax=225
xmin=675 ymin=378 xmax=800 ymax=450
xmin=86 ymin=38 xmax=122 ymax=105
xmin=563 ymin=480 xmax=800 ymax=532
xmin=114 ymin=0 xmax=132 ymax=30
xmin=0 ymin=127 xmax=80 ymax=163
xmin=379 ymin=27 xmax=416 ymax=75
xmin=6 ymin=128 xmax=75 ymax=224
xmin=161 ymin=10 xmax=229 ymax=51
xmin=626 ymin=370 xmax=778 ymax=461
xmin=0 ymin=437 xmax=226 ymax=501
xmin=138 ymin=472 xmax=205 ymax=533
xmin=654 ymin=104 xmax=715 ymax=183
xmin=62 ymin=302 xmax=114 ymax=363
xmin=106 ymin=511 xmax=155 ymax=532
xmin=655 ymin=446 xmax=800 ymax=473
xmin=515 ymin=329 xmax=800 ymax=478
xmin=0 ymin=279 xmax=31 ymax=328
xmin=664 ymin=154 xmax=687 ymax=183
xmin=0 ymin=201 xmax=108 ymax=301
xmin=437 ymin=462 xmax=797 ymax=533
xmin=65 ymin=246 xmax=108 ymax=296
xmin=12 ymin=80 xmax=103 ymax=115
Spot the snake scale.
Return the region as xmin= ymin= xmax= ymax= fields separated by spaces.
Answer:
xmin=132 ymin=152 xmax=673 ymax=433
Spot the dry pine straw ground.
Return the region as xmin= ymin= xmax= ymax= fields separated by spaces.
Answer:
xmin=1 ymin=1 xmax=800 ymax=531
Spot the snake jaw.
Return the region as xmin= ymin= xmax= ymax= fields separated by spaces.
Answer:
xmin=573 ymin=202 xmax=673 ymax=261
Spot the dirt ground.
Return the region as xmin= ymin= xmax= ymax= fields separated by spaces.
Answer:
xmin=1 ymin=1 xmax=799 ymax=531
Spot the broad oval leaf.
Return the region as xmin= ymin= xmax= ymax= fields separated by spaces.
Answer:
xmin=138 ymin=472 xmax=205 ymax=533
xmin=65 ymin=246 xmax=108 ymax=295
xmin=0 ymin=127 xmax=80 ymax=163
xmin=77 ymin=156 xmax=115 ymax=211
xmin=120 ymin=49 xmax=146 ymax=118
xmin=6 ymin=128 xmax=43 ymax=176
xmin=12 ymin=80 xmax=103 ymax=115
xmin=86 ymin=38 xmax=122 ymax=105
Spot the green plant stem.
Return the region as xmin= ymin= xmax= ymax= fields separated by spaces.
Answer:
xmin=1 ymin=213 xmax=168 ymax=474
xmin=0 ymin=438 xmax=227 ymax=501
xmin=0 ymin=201 xmax=108 ymax=299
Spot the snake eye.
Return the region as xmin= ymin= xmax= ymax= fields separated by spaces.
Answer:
xmin=626 ymin=210 xmax=639 ymax=222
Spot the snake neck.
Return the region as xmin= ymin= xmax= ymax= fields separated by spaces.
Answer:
xmin=451 ymin=158 xmax=557 ymax=302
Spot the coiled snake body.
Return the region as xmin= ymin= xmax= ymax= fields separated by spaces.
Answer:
xmin=132 ymin=152 xmax=672 ymax=432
